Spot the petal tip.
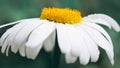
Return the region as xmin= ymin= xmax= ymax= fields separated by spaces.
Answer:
xmin=111 ymin=59 xmax=114 ymax=65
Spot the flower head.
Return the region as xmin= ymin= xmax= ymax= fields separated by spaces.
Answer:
xmin=40 ymin=7 xmax=82 ymax=24
xmin=0 ymin=7 xmax=120 ymax=65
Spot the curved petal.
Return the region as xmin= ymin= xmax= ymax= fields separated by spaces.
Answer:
xmin=25 ymin=22 xmax=55 ymax=59
xmin=43 ymin=31 xmax=56 ymax=52
xmin=0 ymin=18 xmax=44 ymax=55
xmin=0 ymin=18 xmax=40 ymax=46
xmin=80 ymin=24 xmax=114 ymax=65
xmin=8 ymin=21 xmax=31 ymax=53
xmin=65 ymin=25 xmax=90 ymax=65
xmin=0 ymin=21 xmax=22 ymax=46
xmin=11 ymin=20 xmax=46 ymax=53
xmin=56 ymin=23 xmax=71 ymax=54
xmin=65 ymin=53 xmax=77 ymax=63
xmin=0 ymin=28 xmax=12 ymax=46
xmin=83 ymin=17 xmax=111 ymax=29
xmin=84 ymin=14 xmax=120 ymax=32
xmin=84 ymin=23 xmax=113 ymax=46
xmin=6 ymin=44 xmax=10 ymax=56
xmin=76 ymin=25 xmax=100 ymax=62
xmin=1 ymin=21 xmax=28 ymax=54
xmin=0 ymin=18 xmax=39 ymax=29
xmin=0 ymin=21 xmax=20 ymax=28
xmin=1 ymin=36 xmax=9 ymax=53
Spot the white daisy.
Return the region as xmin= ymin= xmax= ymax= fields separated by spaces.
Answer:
xmin=0 ymin=7 xmax=120 ymax=65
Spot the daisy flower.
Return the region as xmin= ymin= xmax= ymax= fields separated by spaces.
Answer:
xmin=0 ymin=7 xmax=120 ymax=65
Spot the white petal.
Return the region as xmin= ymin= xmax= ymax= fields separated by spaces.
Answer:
xmin=84 ymin=14 xmax=120 ymax=32
xmin=56 ymin=23 xmax=71 ymax=54
xmin=26 ymin=22 xmax=55 ymax=59
xmin=11 ymin=20 xmax=46 ymax=53
xmin=1 ymin=36 xmax=9 ymax=53
xmin=81 ymin=24 xmax=114 ymax=64
xmin=65 ymin=53 xmax=77 ymax=63
xmin=19 ymin=44 xmax=25 ymax=57
xmin=0 ymin=18 xmax=42 ymax=54
xmin=6 ymin=44 xmax=10 ymax=56
xmin=0 ymin=21 xmax=20 ymax=28
xmin=76 ymin=25 xmax=100 ymax=62
xmin=43 ymin=31 xmax=56 ymax=52
xmin=0 ymin=28 xmax=12 ymax=46
xmin=26 ymin=43 xmax=43 ymax=59
xmin=0 ymin=18 xmax=39 ymax=29
xmin=0 ymin=18 xmax=39 ymax=46
xmin=64 ymin=25 xmax=90 ymax=65
xmin=8 ymin=21 xmax=29 ymax=53
xmin=83 ymin=17 xmax=111 ymax=29
xmin=0 ymin=20 xmax=26 ymax=46
xmin=1 ymin=21 xmax=28 ymax=53
xmin=84 ymin=23 xmax=113 ymax=46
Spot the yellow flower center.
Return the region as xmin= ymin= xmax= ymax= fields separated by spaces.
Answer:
xmin=40 ymin=7 xmax=82 ymax=24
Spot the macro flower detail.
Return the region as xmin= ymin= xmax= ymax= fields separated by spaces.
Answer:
xmin=0 ymin=7 xmax=120 ymax=65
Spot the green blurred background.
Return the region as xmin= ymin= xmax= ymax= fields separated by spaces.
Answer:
xmin=0 ymin=0 xmax=120 ymax=68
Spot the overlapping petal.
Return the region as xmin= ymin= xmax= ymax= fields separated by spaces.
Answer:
xmin=0 ymin=13 xmax=119 ymax=66
xmin=26 ymin=22 xmax=55 ymax=59
xmin=11 ymin=19 xmax=46 ymax=54
xmin=1 ymin=20 xmax=28 ymax=54
xmin=65 ymin=25 xmax=90 ymax=65
xmin=76 ymin=24 xmax=100 ymax=62
xmin=43 ymin=31 xmax=56 ymax=52
xmin=80 ymin=23 xmax=114 ymax=65
xmin=84 ymin=14 xmax=120 ymax=31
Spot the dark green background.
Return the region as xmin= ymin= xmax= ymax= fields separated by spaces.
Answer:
xmin=0 ymin=0 xmax=120 ymax=68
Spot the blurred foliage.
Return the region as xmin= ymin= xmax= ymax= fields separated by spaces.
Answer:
xmin=0 ymin=0 xmax=120 ymax=68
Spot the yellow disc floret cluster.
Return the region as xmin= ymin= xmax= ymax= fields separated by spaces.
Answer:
xmin=40 ymin=7 xmax=82 ymax=24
